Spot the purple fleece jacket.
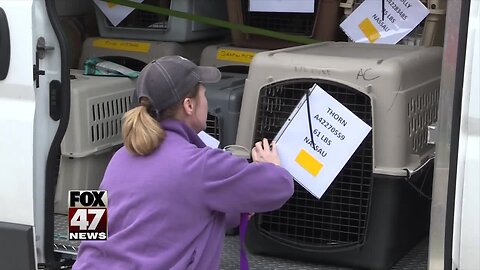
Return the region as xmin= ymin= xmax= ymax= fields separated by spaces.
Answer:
xmin=73 ymin=120 xmax=294 ymax=270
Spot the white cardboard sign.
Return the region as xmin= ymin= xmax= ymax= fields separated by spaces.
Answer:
xmin=340 ymin=0 xmax=429 ymax=44
xmin=94 ymin=0 xmax=145 ymax=27
xmin=274 ymin=84 xmax=371 ymax=199
xmin=249 ymin=0 xmax=314 ymax=13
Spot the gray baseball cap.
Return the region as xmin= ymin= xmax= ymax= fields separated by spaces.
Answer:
xmin=135 ymin=55 xmax=221 ymax=112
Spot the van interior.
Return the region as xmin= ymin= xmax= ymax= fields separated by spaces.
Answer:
xmin=38 ymin=0 xmax=470 ymax=269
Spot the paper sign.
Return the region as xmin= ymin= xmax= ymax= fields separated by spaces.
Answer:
xmin=249 ymin=0 xmax=314 ymax=13
xmin=94 ymin=0 xmax=145 ymax=27
xmin=340 ymin=0 xmax=429 ymax=44
xmin=274 ymin=84 xmax=371 ymax=199
xmin=198 ymin=131 xmax=220 ymax=149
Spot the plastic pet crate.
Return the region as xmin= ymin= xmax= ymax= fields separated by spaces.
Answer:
xmin=95 ymin=0 xmax=228 ymax=42
xmin=200 ymin=44 xmax=264 ymax=73
xmin=340 ymin=0 xmax=446 ymax=46
xmin=54 ymin=70 xmax=136 ymax=214
xmin=79 ymin=37 xmax=221 ymax=70
xmin=205 ymin=72 xmax=247 ymax=148
xmin=235 ymin=42 xmax=442 ymax=270
xmin=55 ymin=149 xmax=118 ymax=214
xmin=226 ymin=0 xmax=341 ymax=49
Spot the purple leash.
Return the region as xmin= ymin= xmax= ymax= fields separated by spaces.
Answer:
xmin=239 ymin=213 xmax=249 ymax=270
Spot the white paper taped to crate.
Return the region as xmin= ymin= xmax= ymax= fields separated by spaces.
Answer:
xmin=340 ymin=0 xmax=429 ymax=44
xmin=274 ymin=84 xmax=371 ymax=199
xmin=94 ymin=0 xmax=144 ymax=27
xmin=249 ymin=0 xmax=314 ymax=13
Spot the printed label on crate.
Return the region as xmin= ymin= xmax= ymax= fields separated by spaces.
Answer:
xmin=249 ymin=0 xmax=314 ymax=13
xmin=68 ymin=190 xmax=108 ymax=240
xmin=216 ymin=49 xmax=257 ymax=64
xmin=94 ymin=0 xmax=145 ymax=27
xmin=274 ymin=84 xmax=371 ymax=199
xmin=340 ymin=0 xmax=429 ymax=44
xmin=93 ymin=38 xmax=151 ymax=53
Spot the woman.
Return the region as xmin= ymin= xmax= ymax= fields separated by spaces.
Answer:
xmin=73 ymin=56 xmax=294 ymax=270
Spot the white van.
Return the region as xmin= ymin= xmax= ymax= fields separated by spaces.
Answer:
xmin=0 ymin=0 xmax=478 ymax=269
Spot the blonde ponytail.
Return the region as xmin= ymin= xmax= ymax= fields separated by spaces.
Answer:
xmin=122 ymin=103 xmax=165 ymax=156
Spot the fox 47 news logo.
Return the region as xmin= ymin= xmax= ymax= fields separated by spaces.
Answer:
xmin=68 ymin=190 xmax=108 ymax=240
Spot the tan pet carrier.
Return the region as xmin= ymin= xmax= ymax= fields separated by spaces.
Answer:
xmin=236 ymin=42 xmax=441 ymax=270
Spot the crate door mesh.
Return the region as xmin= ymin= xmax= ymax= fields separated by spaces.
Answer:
xmin=241 ymin=0 xmax=318 ymax=35
xmin=253 ymin=80 xmax=373 ymax=248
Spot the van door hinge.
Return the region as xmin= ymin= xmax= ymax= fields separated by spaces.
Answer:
xmin=33 ymin=37 xmax=54 ymax=88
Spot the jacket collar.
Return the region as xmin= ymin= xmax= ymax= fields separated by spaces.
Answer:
xmin=160 ymin=119 xmax=206 ymax=148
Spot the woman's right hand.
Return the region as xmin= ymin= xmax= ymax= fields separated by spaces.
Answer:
xmin=251 ymin=138 xmax=281 ymax=166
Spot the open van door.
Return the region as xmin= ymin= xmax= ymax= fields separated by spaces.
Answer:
xmin=0 ymin=0 xmax=69 ymax=269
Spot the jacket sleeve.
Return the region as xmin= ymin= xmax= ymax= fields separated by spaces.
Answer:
xmin=200 ymin=148 xmax=294 ymax=215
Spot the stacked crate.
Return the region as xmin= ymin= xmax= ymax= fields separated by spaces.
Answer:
xmin=95 ymin=0 xmax=228 ymax=42
xmin=226 ymin=0 xmax=342 ymax=49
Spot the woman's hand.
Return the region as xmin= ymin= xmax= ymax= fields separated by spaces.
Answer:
xmin=251 ymin=138 xmax=281 ymax=166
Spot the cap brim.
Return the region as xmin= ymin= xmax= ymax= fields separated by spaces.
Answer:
xmin=197 ymin=66 xmax=221 ymax=84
